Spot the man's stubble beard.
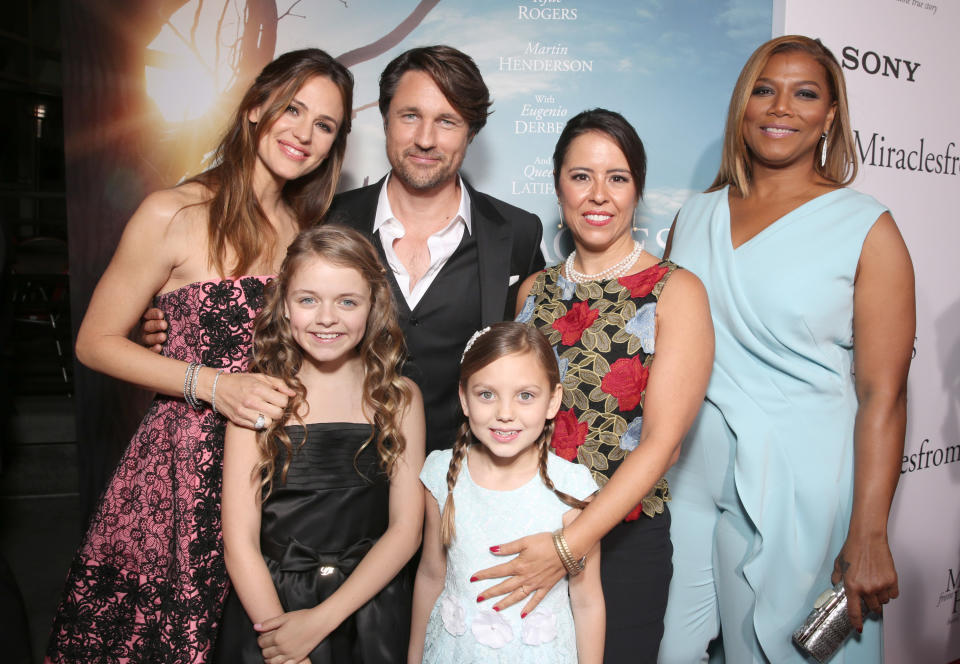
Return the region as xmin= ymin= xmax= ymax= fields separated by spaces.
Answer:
xmin=390 ymin=150 xmax=462 ymax=192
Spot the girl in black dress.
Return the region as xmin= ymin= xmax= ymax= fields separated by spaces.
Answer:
xmin=217 ymin=225 xmax=425 ymax=663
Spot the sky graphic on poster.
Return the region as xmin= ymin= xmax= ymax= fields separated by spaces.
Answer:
xmin=148 ymin=0 xmax=771 ymax=261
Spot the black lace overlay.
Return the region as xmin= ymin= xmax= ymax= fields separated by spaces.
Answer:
xmin=46 ymin=276 xmax=270 ymax=663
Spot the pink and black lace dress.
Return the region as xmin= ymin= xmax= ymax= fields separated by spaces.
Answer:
xmin=46 ymin=276 xmax=269 ymax=664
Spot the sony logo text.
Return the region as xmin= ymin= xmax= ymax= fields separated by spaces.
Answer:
xmin=841 ymin=46 xmax=920 ymax=81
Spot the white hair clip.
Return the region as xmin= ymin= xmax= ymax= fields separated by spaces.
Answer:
xmin=461 ymin=326 xmax=492 ymax=363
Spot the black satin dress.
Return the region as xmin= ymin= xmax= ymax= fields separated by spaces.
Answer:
xmin=216 ymin=423 xmax=411 ymax=663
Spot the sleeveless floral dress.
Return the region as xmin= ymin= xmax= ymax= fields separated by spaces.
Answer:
xmin=518 ymin=261 xmax=677 ymax=516
xmin=46 ymin=276 xmax=269 ymax=664
xmin=517 ymin=260 xmax=679 ymax=662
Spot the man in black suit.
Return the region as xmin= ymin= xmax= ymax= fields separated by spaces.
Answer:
xmin=141 ymin=46 xmax=544 ymax=454
xmin=326 ymin=46 xmax=544 ymax=453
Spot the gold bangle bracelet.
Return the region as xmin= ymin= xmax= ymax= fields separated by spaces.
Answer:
xmin=552 ymin=528 xmax=585 ymax=576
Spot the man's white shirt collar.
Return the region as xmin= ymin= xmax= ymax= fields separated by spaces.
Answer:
xmin=372 ymin=173 xmax=473 ymax=309
xmin=372 ymin=173 xmax=472 ymax=237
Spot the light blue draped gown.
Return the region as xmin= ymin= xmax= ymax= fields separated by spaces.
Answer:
xmin=660 ymin=186 xmax=887 ymax=663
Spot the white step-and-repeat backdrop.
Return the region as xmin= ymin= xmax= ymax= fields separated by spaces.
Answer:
xmin=777 ymin=1 xmax=960 ymax=661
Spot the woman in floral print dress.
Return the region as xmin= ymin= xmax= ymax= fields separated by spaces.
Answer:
xmin=45 ymin=49 xmax=353 ymax=664
xmin=472 ymin=109 xmax=714 ymax=663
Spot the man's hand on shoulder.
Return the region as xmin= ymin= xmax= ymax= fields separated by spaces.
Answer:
xmin=137 ymin=307 xmax=168 ymax=352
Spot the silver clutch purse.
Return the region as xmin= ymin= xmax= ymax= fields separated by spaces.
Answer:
xmin=792 ymin=582 xmax=853 ymax=662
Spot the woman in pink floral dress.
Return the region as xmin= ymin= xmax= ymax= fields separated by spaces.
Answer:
xmin=45 ymin=49 xmax=353 ymax=664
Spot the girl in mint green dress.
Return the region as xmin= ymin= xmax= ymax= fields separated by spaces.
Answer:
xmin=410 ymin=323 xmax=603 ymax=664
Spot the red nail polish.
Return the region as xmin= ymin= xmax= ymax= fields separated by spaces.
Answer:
xmin=470 ymin=575 xmax=478 ymax=582
xmin=493 ymin=606 xmax=500 ymax=612
xmin=476 ymin=596 xmax=484 ymax=602
xmin=521 ymin=612 xmax=527 ymax=619
xmin=490 ymin=545 xmax=500 ymax=553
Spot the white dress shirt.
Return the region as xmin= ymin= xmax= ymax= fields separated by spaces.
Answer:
xmin=373 ymin=174 xmax=473 ymax=310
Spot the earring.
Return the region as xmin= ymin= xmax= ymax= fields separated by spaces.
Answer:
xmin=632 ymin=207 xmax=640 ymax=232
xmin=557 ymin=203 xmax=564 ymax=230
xmin=820 ymin=132 xmax=828 ymax=168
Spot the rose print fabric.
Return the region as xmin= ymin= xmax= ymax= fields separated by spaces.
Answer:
xmin=419 ymin=449 xmax=597 ymax=664
xmin=46 ymin=277 xmax=269 ymax=664
xmin=518 ymin=262 xmax=677 ymax=520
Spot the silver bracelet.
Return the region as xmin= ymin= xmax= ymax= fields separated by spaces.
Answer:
xmin=183 ymin=362 xmax=198 ymax=407
xmin=210 ymin=369 xmax=226 ymax=414
xmin=189 ymin=363 xmax=204 ymax=410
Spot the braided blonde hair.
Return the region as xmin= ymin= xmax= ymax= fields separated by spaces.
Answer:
xmin=439 ymin=322 xmax=587 ymax=548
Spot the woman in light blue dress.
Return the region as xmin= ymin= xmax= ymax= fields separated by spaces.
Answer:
xmin=660 ymin=36 xmax=915 ymax=663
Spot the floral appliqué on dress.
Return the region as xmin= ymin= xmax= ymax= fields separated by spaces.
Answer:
xmin=440 ymin=594 xmax=467 ymax=636
xmin=472 ymin=609 xmax=515 ymax=649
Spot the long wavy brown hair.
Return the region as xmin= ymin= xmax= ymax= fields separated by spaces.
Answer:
xmin=188 ymin=48 xmax=354 ymax=278
xmin=710 ymin=35 xmax=856 ymax=197
xmin=440 ymin=322 xmax=587 ymax=548
xmin=250 ymin=225 xmax=410 ymax=495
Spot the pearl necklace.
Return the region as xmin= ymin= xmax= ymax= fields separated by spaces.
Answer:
xmin=564 ymin=241 xmax=643 ymax=284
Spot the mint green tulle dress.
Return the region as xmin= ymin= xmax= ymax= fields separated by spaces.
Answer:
xmin=419 ymin=449 xmax=598 ymax=664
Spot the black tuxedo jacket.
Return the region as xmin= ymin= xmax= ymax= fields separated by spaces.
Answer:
xmin=324 ymin=175 xmax=545 ymax=452
xmin=325 ymin=175 xmax=545 ymax=325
